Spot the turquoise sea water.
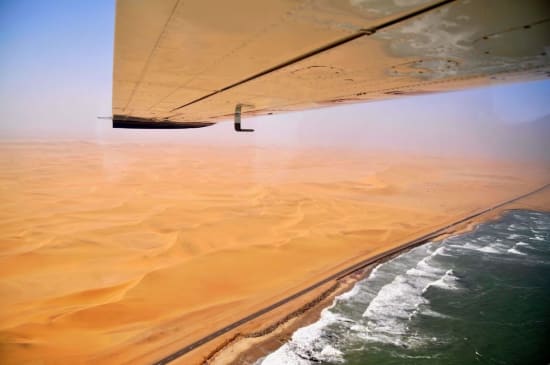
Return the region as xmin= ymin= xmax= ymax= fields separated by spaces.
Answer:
xmin=260 ymin=210 xmax=550 ymax=365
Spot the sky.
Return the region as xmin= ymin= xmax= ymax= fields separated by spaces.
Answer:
xmin=0 ymin=0 xmax=549 ymax=159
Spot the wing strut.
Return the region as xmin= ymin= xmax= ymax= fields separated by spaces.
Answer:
xmin=234 ymin=103 xmax=255 ymax=132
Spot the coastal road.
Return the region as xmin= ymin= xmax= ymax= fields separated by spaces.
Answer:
xmin=153 ymin=183 xmax=549 ymax=365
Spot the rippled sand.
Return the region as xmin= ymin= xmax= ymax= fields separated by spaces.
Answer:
xmin=0 ymin=142 xmax=547 ymax=364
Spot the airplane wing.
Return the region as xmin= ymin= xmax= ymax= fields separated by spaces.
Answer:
xmin=112 ymin=0 xmax=550 ymax=129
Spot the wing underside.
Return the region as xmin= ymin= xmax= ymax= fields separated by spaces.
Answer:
xmin=112 ymin=0 xmax=550 ymax=129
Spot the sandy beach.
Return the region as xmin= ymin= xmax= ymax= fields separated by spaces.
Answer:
xmin=0 ymin=141 xmax=548 ymax=365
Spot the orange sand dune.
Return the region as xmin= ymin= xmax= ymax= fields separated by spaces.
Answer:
xmin=0 ymin=142 xmax=548 ymax=364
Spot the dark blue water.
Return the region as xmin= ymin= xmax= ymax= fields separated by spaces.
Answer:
xmin=260 ymin=210 xmax=550 ymax=365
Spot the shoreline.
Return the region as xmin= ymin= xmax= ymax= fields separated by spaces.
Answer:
xmin=206 ymin=187 xmax=550 ymax=365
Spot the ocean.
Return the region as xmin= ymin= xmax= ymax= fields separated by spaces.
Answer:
xmin=259 ymin=210 xmax=550 ymax=365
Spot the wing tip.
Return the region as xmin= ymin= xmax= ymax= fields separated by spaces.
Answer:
xmin=112 ymin=115 xmax=215 ymax=129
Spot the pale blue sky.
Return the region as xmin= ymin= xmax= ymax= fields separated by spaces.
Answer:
xmin=0 ymin=0 xmax=549 ymax=155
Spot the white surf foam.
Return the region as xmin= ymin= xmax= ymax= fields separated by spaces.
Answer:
xmin=358 ymin=254 xmax=456 ymax=347
xmin=261 ymin=261 xmax=383 ymax=365
xmin=421 ymin=308 xmax=450 ymax=318
xmin=505 ymin=240 xmax=531 ymax=255
xmin=369 ymin=263 xmax=383 ymax=278
xmin=433 ymin=245 xmax=452 ymax=257
xmin=319 ymin=344 xmax=343 ymax=359
xmin=260 ymin=306 xmax=345 ymax=364
xmin=260 ymin=343 xmax=311 ymax=365
xmin=463 ymin=242 xmax=482 ymax=250
xmin=477 ymin=246 xmax=500 ymax=254
xmin=427 ymin=269 xmax=460 ymax=291
xmin=507 ymin=248 xmax=526 ymax=255
xmin=509 ymin=223 xmax=528 ymax=231
xmin=336 ymin=282 xmax=361 ymax=301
